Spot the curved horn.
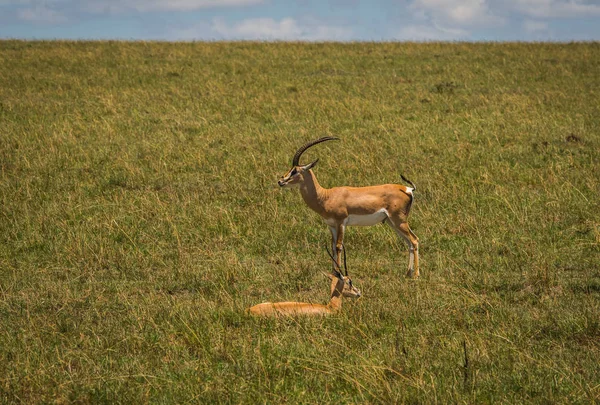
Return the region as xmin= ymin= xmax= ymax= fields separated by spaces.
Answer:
xmin=325 ymin=245 xmax=344 ymax=279
xmin=292 ymin=136 xmax=339 ymax=166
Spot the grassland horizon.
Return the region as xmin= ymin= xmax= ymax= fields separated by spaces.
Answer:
xmin=0 ymin=40 xmax=598 ymax=403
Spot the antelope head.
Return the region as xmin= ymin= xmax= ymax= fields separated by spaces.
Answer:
xmin=277 ymin=136 xmax=339 ymax=188
xmin=327 ymin=272 xmax=361 ymax=299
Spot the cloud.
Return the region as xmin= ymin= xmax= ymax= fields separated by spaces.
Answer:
xmin=409 ymin=0 xmax=600 ymax=24
xmin=16 ymin=4 xmax=67 ymax=23
xmin=395 ymin=23 xmax=469 ymax=41
xmin=83 ymin=0 xmax=264 ymax=13
xmin=523 ymin=19 xmax=548 ymax=34
xmin=509 ymin=0 xmax=600 ymax=18
xmin=410 ymin=0 xmax=504 ymax=27
xmin=405 ymin=0 xmax=505 ymax=40
xmin=396 ymin=0 xmax=600 ymax=41
xmin=208 ymin=17 xmax=353 ymax=41
xmin=403 ymin=0 xmax=600 ymax=41
xmin=7 ymin=0 xmax=264 ymax=23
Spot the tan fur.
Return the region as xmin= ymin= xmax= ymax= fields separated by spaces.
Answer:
xmin=247 ymin=273 xmax=360 ymax=317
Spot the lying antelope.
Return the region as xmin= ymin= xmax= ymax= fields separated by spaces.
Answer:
xmin=278 ymin=137 xmax=420 ymax=278
xmin=246 ymin=249 xmax=361 ymax=317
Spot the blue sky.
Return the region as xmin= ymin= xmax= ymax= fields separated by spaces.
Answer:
xmin=1 ymin=0 xmax=599 ymax=41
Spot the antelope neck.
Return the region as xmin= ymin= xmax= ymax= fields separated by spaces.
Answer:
xmin=328 ymin=296 xmax=342 ymax=311
xmin=299 ymin=170 xmax=329 ymax=214
xmin=327 ymin=277 xmax=344 ymax=311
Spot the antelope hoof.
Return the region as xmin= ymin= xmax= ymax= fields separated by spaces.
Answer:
xmin=406 ymin=269 xmax=419 ymax=279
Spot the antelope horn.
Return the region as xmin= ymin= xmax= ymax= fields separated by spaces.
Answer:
xmin=342 ymin=243 xmax=348 ymax=277
xmin=292 ymin=136 xmax=339 ymax=166
xmin=325 ymin=245 xmax=344 ymax=279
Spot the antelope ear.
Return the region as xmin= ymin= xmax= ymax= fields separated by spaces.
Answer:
xmin=301 ymin=159 xmax=319 ymax=171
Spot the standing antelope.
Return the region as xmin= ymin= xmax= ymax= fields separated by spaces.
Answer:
xmin=278 ymin=137 xmax=420 ymax=278
xmin=246 ymin=249 xmax=361 ymax=317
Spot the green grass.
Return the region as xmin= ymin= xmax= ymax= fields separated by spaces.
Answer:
xmin=0 ymin=40 xmax=599 ymax=403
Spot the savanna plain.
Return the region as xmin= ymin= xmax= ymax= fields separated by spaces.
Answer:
xmin=0 ymin=40 xmax=599 ymax=403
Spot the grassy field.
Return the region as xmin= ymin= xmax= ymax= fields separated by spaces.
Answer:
xmin=0 ymin=40 xmax=599 ymax=403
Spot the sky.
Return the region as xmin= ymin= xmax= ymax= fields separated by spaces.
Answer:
xmin=1 ymin=0 xmax=600 ymax=42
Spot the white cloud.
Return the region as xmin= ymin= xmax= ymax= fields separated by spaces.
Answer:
xmin=6 ymin=0 xmax=264 ymax=19
xmin=83 ymin=0 xmax=264 ymax=13
xmin=208 ymin=17 xmax=353 ymax=41
xmin=402 ymin=0 xmax=600 ymax=41
xmin=405 ymin=0 xmax=505 ymax=40
xmin=509 ymin=0 xmax=600 ymax=18
xmin=410 ymin=0 xmax=504 ymax=27
xmin=409 ymin=0 xmax=600 ymax=23
xmin=7 ymin=0 xmax=265 ymax=25
xmin=15 ymin=3 xmax=67 ymax=23
xmin=523 ymin=19 xmax=548 ymax=34
xmin=395 ymin=23 xmax=469 ymax=41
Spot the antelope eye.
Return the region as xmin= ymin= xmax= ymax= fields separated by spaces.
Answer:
xmin=291 ymin=169 xmax=297 ymax=175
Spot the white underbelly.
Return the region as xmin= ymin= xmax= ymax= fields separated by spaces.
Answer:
xmin=345 ymin=210 xmax=388 ymax=226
